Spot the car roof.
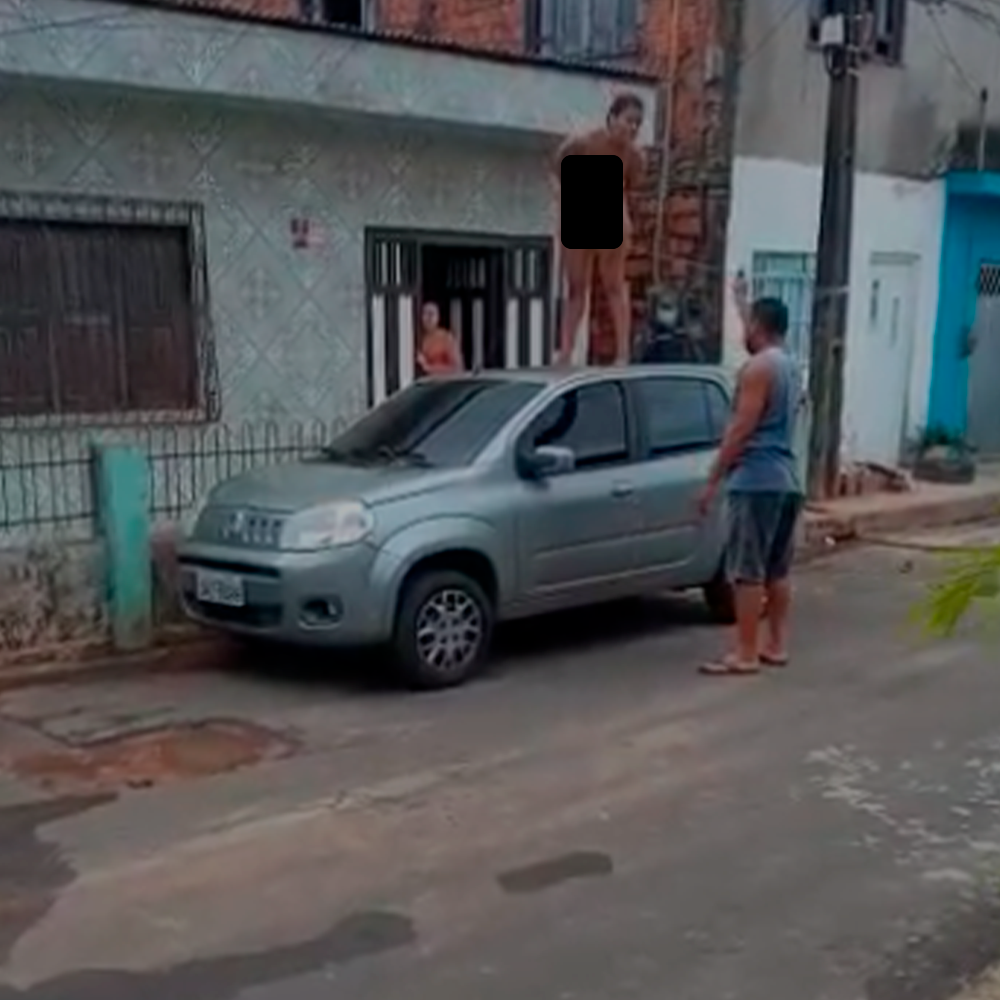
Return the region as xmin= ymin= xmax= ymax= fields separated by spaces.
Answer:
xmin=449 ymin=364 xmax=733 ymax=389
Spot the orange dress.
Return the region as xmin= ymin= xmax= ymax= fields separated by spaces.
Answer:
xmin=419 ymin=329 xmax=462 ymax=375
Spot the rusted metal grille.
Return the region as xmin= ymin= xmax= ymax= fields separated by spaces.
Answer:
xmin=0 ymin=190 xmax=217 ymax=428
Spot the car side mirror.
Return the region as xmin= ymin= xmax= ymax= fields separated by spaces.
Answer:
xmin=520 ymin=444 xmax=575 ymax=479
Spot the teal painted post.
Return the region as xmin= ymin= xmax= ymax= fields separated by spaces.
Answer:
xmin=94 ymin=444 xmax=153 ymax=652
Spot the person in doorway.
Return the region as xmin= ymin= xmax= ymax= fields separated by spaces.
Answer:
xmin=697 ymin=276 xmax=804 ymax=676
xmin=552 ymin=92 xmax=646 ymax=367
xmin=416 ymin=302 xmax=464 ymax=377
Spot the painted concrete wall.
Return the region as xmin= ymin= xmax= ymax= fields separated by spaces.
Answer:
xmin=724 ymin=156 xmax=945 ymax=462
xmin=0 ymin=81 xmax=562 ymax=536
xmin=737 ymin=0 xmax=1000 ymax=177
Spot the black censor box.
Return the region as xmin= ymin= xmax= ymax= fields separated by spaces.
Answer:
xmin=560 ymin=154 xmax=624 ymax=251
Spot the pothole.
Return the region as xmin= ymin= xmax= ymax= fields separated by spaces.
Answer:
xmin=3 ymin=719 xmax=298 ymax=793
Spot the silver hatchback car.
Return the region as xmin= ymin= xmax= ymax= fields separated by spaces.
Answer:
xmin=178 ymin=366 xmax=735 ymax=688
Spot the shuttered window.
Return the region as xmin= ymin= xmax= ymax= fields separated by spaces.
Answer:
xmin=0 ymin=210 xmax=207 ymax=419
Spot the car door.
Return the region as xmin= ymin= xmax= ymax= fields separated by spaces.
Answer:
xmin=513 ymin=380 xmax=642 ymax=611
xmin=627 ymin=374 xmax=730 ymax=588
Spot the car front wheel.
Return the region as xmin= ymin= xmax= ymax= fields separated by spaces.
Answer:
xmin=392 ymin=569 xmax=494 ymax=690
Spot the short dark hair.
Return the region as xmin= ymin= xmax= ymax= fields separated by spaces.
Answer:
xmin=608 ymin=92 xmax=644 ymax=123
xmin=750 ymin=297 xmax=789 ymax=338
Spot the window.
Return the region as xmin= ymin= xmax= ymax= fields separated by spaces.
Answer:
xmin=300 ymin=0 xmax=366 ymax=27
xmin=635 ymin=378 xmax=723 ymax=457
xmin=327 ymin=378 xmax=541 ymax=468
xmin=528 ymin=0 xmax=639 ymax=60
xmin=528 ymin=382 xmax=629 ymax=469
xmin=807 ymin=0 xmax=906 ymax=63
xmin=750 ymin=251 xmax=814 ymax=367
xmin=0 ymin=196 xmax=210 ymax=420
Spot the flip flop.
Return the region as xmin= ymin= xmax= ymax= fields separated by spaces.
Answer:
xmin=759 ymin=653 xmax=789 ymax=668
xmin=699 ymin=655 xmax=761 ymax=677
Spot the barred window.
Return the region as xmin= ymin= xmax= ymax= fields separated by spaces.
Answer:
xmin=0 ymin=195 xmax=211 ymax=421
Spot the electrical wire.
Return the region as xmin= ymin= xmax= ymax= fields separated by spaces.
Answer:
xmin=925 ymin=1 xmax=982 ymax=95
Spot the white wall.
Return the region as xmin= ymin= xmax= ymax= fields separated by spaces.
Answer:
xmin=724 ymin=156 xmax=945 ymax=463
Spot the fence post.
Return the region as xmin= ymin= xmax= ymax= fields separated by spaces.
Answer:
xmin=93 ymin=444 xmax=152 ymax=652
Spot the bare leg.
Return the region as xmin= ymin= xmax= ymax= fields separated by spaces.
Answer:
xmin=761 ymin=576 xmax=791 ymax=665
xmin=558 ymin=249 xmax=592 ymax=364
xmin=597 ymin=247 xmax=631 ymax=365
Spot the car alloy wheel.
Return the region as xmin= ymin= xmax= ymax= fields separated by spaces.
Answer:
xmin=415 ymin=588 xmax=484 ymax=679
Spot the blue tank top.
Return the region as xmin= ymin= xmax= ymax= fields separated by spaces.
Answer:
xmin=726 ymin=346 xmax=802 ymax=495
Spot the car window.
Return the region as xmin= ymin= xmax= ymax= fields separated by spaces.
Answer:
xmin=326 ymin=378 xmax=541 ymax=468
xmin=528 ymin=382 xmax=629 ymax=469
xmin=705 ymin=383 xmax=731 ymax=440
xmin=634 ymin=377 xmax=722 ymax=457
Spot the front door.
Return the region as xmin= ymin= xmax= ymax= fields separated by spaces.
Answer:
xmin=857 ymin=254 xmax=918 ymax=465
xmin=627 ymin=375 xmax=729 ymax=587
xmin=515 ymin=381 xmax=640 ymax=608
xmin=968 ymin=261 xmax=1000 ymax=457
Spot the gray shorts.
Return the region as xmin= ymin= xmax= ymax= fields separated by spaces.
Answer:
xmin=726 ymin=491 xmax=803 ymax=584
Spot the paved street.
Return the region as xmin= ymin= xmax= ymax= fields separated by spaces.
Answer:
xmin=2 ymin=529 xmax=1000 ymax=1000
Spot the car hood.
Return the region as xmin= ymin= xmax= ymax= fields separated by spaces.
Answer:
xmin=207 ymin=460 xmax=467 ymax=513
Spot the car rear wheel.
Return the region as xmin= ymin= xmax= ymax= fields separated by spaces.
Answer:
xmin=703 ymin=563 xmax=736 ymax=624
xmin=392 ymin=569 xmax=494 ymax=690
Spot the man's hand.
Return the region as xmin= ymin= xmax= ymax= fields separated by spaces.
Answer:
xmin=697 ymin=480 xmax=718 ymax=518
xmin=732 ymin=271 xmax=749 ymax=309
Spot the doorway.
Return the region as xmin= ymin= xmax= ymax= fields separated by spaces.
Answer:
xmin=421 ymin=245 xmax=505 ymax=371
xmin=856 ymin=253 xmax=919 ymax=465
xmin=365 ymin=230 xmax=552 ymax=406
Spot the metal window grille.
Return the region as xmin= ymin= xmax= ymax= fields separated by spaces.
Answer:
xmin=0 ymin=190 xmax=218 ymax=429
xmin=750 ymin=251 xmax=815 ymax=368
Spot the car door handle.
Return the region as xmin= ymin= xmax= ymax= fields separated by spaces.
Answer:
xmin=611 ymin=482 xmax=635 ymax=499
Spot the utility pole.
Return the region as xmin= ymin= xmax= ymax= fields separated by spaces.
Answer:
xmin=806 ymin=0 xmax=861 ymax=499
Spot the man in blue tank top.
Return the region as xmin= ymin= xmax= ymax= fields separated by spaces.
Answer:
xmin=698 ymin=278 xmax=804 ymax=676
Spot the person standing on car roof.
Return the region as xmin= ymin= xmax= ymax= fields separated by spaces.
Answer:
xmin=697 ymin=274 xmax=805 ymax=677
xmin=552 ymin=93 xmax=646 ymax=368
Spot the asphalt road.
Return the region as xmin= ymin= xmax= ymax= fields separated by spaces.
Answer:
xmin=2 ymin=528 xmax=1000 ymax=1000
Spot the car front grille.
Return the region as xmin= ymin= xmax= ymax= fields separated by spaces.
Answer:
xmin=189 ymin=599 xmax=283 ymax=629
xmin=195 ymin=507 xmax=286 ymax=549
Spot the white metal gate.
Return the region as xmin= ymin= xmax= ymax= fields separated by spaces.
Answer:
xmin=505 ymin=243 xmax=550 ymax=369
xmin=366 ymin=234 xmax=418 ymax=406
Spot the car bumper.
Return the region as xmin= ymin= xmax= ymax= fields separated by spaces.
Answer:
xmin=176 ymin=540 xmax=391 ymax=647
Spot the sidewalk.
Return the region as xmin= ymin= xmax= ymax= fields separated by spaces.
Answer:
xmin=798 ymin=472 xmax=1000 ymax=559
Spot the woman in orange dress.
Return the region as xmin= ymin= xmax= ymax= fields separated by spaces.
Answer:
xmin=417 ymin=302 xmax=464 ymax=376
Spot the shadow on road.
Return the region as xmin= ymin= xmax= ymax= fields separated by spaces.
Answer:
xmin=213 ymin=591 xmax=717 ymax=695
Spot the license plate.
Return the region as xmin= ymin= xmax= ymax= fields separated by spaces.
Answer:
xmin=195 ymin=569 xmax=246 ymax=608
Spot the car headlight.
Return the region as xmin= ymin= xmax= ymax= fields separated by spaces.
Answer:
xmin=279 ymin=501 xmax=375 ymax=552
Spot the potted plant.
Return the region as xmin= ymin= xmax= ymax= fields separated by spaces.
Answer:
xmin=912 ymin=424 xmax=977 ymax=485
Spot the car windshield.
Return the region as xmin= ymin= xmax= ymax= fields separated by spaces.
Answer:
xmin=323 ymin=378 xmax=542 ymax=468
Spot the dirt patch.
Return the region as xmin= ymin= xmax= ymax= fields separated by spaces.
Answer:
xmin=954 ymin=967 xmax=1000 ymax=1000
xmin=2 ymin=720 xmax=298 ymax=794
